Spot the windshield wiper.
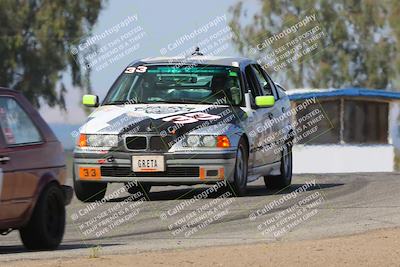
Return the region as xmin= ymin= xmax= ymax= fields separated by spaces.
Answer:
xmin=145 ymin=99 xmax=201 ymax=104
xmin=103 ymin=100 xmax=148 ymax=105
xmin=103 ymin=100 xmax=128 ymax=105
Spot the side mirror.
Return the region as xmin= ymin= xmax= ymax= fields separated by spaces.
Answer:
xmin=255 ymin=95 xmax=275 ymax=108
xmin=82 ymin=94 xmax=99 ymax=107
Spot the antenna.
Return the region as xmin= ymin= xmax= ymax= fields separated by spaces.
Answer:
xmin=191 ymin=47 xmax=204 ymax=56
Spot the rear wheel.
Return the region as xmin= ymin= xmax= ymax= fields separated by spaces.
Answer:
xmin=20 ymin=184 xmax=65 ymax=250
xmin=264 ymin=143 xmax=293 ymax=190
xmin=73 ymin=173 xmax=107 ymax=202
xmin=227 ymin=139 xmax=248 ymax=197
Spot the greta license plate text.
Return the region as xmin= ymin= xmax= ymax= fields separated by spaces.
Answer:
xmin=132 ymin=155 xmax=165 ymax=172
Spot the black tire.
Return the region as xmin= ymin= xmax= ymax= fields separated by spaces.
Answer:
xmin=73 ymin=173 xmax=107 ymax=202
xmin=19 ymin=184 xmax=66 ymax=250
xmin=124 ymin=183 xmax=151 ymax=196
xmin=264 ymin=143 xmax=293 ymax=190
xmin=227 ymin=139 xmax=248 ymax=197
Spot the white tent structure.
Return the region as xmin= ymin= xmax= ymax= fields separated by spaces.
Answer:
xmin=287 ymin=88 xmax=400 ymax=173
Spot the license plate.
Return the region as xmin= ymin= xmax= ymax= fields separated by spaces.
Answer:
xmin=132 ymin=155 xmax=165 ymax=172
xmin=79 ymin=167 xmax=101 ymax=180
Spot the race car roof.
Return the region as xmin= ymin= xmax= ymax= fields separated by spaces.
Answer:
xmin=287 ymin=88 xmax=400 ymax=101
xmin=129 ymin=56 xmax=254 ymax=67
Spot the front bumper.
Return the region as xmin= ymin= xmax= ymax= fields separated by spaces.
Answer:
xmin=73 ymin=150 xmax=237 ymax=184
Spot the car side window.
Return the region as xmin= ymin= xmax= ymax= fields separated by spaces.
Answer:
xmin=244 ymin=65 xmax=262 ymax=99
xmin=251 ymin=65 xmax=273 ymax=96
xmin=0 ymin=97 xmax=42 ymax=145
xmin=257 ymin=65 xmax=279 ymax=100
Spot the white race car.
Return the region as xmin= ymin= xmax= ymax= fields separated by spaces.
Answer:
xmin=73 ymin=55 xmax=293 ymax=202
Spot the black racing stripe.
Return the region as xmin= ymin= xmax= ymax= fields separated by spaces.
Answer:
xmin=112 ymin=106 xmax=246 ymax=136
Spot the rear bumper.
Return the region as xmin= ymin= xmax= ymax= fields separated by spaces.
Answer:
xmin=62 ymin=185 xmax=73 ymax=205
xmin=73 ymin=150 xmax=237 ymax=184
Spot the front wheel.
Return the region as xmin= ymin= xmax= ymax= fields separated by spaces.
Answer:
xmin=20 ymin=184 xmax=66 ymax=250
xmin=227 ymin=139 xmax=248 ymax=197
xmin=264 ymin=143 xmax=293 ymax=190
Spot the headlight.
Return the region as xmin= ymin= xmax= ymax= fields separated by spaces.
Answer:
xmin=183 ymin=135 xmax=230 ymax=148
xmin=77 ymin=134 xmax=119 ymax=147
xmin=202 ymin=135 xmax=217 ymax=147
xmin=186 ymin=135 xmax=201 ymax=147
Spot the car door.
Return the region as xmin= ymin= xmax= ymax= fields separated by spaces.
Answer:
xmin=0 ymin=96 xmax=44 ymax=221
xmin=258 ymin=65 xmax=289 ymax=160
xmin=0 ymin=130 xmax=17 ymax=221
xmin=250 ymin=64 xmax=282 ymax=163
xmin=243 ymin=65 xmax=277 ymax=168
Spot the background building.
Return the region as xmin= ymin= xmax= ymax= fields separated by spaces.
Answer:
xmin=288 ymin=88 xmax=400 ymax=173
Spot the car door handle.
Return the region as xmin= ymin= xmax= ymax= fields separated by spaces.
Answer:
xmin=0 ymin=156 xmax=10 ymax=163
xmin=268 ymin=113 xmax=273 ymax=119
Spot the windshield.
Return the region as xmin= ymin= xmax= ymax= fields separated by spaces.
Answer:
xmin=103 ymin=65 xmax=243 ymax=106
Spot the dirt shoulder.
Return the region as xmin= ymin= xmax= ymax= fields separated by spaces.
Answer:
xmin=5 ymin=227 xmax=400 ymax=267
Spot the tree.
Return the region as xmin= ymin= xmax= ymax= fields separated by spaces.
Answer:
xmin=229 ymin=0 xmax=400 ymax=90
xmin=0 ymin=0 xmax=104 ymax=109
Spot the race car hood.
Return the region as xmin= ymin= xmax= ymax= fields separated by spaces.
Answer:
xmin=79 ymin=103 xmax=247 ymax=136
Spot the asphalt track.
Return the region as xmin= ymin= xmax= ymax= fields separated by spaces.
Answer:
xmin=1 ymin=172 xmax=400 ymax=262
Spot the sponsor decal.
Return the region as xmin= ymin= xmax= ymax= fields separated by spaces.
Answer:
xmin=162 ymin=112 xmax=221 ymax=124
xmin=132 ymin=106 xmax=195 ymax=114
xmin=124 ymin=65 xmax=147 ymax=73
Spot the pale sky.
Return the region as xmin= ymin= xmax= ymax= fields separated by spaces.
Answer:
xmin=39 ymin=0 xmax=258 ymax=125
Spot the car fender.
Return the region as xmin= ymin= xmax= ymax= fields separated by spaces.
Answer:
xmin=19 ymin=172 xmax=61 ymax=227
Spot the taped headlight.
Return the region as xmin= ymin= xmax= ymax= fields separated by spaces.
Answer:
xmin=186 ymin=135 xmax=201 ymax=147
xmin=202 ymin=135 xmax=217 ymax=147
xmin=183 ymin=135 xmax=229 ymax=148
xmin=79 ymin=134 xmax=119 ymax=147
